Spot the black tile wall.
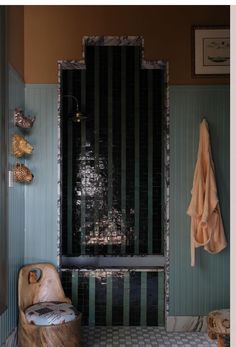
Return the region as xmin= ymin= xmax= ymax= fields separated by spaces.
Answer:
xmin=61 ymin=270 xmax=164 ymax=326
xmin=61 ymin=45 xmax=164 ymax=256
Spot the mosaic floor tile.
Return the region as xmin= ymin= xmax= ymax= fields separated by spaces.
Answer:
xmin=81 ymin=327 xmax=219 ymax=346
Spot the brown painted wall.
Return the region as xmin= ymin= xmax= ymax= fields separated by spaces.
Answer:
xmin=23 ymin=5 xmax=229 ymax=84
xmin=7 ymin=6 xmax=24 ymax=80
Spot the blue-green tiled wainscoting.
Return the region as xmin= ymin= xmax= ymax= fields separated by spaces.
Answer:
xmin=0 ymin=66 xmax=25 ymax=345
xmin=169 ymin=86 xmax=229 ymax=316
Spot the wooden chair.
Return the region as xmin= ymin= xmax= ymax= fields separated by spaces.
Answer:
xmin=18 ymin=263 xmax=81 ymax=347
xmin=208 ymin=309 xmax=230 ymax=347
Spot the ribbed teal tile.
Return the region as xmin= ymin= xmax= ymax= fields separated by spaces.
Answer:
xmin=123 ymin=272 xmax=130 ymax=326
xmin=106 ymin=273 xmax=113 ymax=325
xmin=0 ymin=65 xmax=25 ymax=345
xmin=24 ymin=84 xmax=58 ymax=265
xmin=89 ymin=272 xmax=96 ymax=326
xmin=169 ymin=85 xmax=230 ymax=316
xmin=140 ymin=272 xmax=147 ymax=326
xmin=72 ymin=271 xmax=78 ymax=307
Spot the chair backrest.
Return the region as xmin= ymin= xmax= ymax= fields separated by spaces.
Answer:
xmin=18 ymin=263 xmax=67 ymax=311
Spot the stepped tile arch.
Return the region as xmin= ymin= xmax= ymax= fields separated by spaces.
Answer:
xmin=57 ymin=36 xmax=170 ymax=322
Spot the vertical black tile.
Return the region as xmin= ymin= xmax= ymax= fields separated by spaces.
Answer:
xmin=84 ymin=46 xmax=96 ymax=255
xmin=125 ymin=46 xmax=136 ymax=254
xmin=112 ymin=47 xmax=122 ymax=255
xmin=97 ymin=46 xmax=109 ymax=255
xmin=139 ymin=70 xmax=148 ymax=255
xmin=152 ymin=69 xmax=164 ymax=254
xmin=129 ymin=272 xmax=141 ymax=325
xmin=147 ymin=272 xmax=159 ymax=326
xmin=61 ymin=271 xmax=72 ymax=299
xmin=77 ymin=272 xmax=89 ymax=325
xmin=112 ymin=274 xmax=124 ymax=325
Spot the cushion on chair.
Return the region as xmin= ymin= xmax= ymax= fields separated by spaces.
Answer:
xmin=25 ymin=302 xmax=78 ymax=326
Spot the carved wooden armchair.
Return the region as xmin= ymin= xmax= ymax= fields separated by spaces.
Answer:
xmin=18 ymin=263 xmax=81 ymax=347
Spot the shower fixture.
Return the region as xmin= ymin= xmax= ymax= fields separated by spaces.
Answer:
xmin=63 ymin=94 xmax=87 ymax=122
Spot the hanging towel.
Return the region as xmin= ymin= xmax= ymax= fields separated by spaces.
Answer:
xmin=187 ymin=119 xmax=227 ymax=266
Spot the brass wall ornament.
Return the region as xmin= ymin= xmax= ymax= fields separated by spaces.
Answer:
xmin=13 ymin=163 xmax=34 ymax=183
xmin=14 ymin=108 xmax=36 ymax=129
xmin=12 ymin=134 xmax=34 ymax=158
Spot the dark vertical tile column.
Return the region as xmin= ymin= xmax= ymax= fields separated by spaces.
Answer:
xmin=129 ymin=272 xmax=141 ymax=325
xmin=139 ymin=70 xmax=148 ymax=254
xmin=112 ymin=273 xmax=124 ymax=325
xmin=148 ymin=71 xmax=154 ymax=254
xmin=61 ymin=271 xmax=72 ymax=301
xmin=84 ymin=47 xmax=95 ymax=255
xmin=66 ymin=71 xmax=74 ymax=255
xmin=134 ymin=47 xmax=140 ymax=255
xmin=152 ymin=70 xmax=163 ymax=254
xmin=121 ymin=47 xmax=127 ymax=255
xmin=78 ymin=272 xmax=89 ymax=325
xmin=107 ymin=47 xmax=113 ymax=255
xmin=126 ymin=47 xmax=135 ymax=254
xmin=112 ymin=47 xmax=122 ymax=255
xmin=93 ymin=46 xmax=100 ymax=255
xmin=72 ymin=70 xmax=83 ymax=255
xmin=146 ymin=271 xmax=158 ymax=326
xmin=98 ymin=47 xmax=108 ymax=255
xmin=106 ymin=272 xmax=113 ymax=325
xmin=80 ymin=70 xmax=86 ymax=255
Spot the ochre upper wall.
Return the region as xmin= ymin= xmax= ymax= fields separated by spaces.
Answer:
xmin=7 ymin=6 xmax=24 ymax=80
xmin=12 ymin=5 xmax=230 ymax=84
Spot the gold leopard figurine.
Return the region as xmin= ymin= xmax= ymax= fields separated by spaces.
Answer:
xmin=12 ymin=134 xmax=34 ymax=158
xmin=13 ymin=163 xmax=34 ymax=183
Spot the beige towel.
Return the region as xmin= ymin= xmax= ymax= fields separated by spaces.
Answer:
xmin=187 ymin=119 xmax=227 ymax=266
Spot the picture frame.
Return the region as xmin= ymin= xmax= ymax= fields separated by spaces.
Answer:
xmin=193 ymin=27 xmax=230 ymax=75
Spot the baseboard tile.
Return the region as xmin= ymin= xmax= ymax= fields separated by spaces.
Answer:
xmin=166 ymin=316 xmax=207 ymax=332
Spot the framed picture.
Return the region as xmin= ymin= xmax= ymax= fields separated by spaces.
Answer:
xmin=194 ymin=27 xmax=230 ymax=75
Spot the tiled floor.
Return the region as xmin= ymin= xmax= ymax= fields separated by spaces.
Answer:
xmin=81 ymin=326 xmax=219 ymax=346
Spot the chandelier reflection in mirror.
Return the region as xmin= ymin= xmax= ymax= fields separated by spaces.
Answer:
xmin=76 ymin=143 xmax=128 ymax=247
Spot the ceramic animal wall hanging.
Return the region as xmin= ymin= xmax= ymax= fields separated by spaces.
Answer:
xmin=12 ymin=134 xmax=34 ymax=158
xmin=14 ymin=108 xmax=36 ymax=129
xmin=13 ymin=163 xmax=34 ymax=183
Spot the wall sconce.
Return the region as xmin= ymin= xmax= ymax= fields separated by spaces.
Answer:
xmin=63 ymin=95 xmax=87 ymax=123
